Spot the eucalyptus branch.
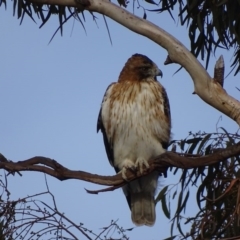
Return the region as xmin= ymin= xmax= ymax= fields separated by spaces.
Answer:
xmin=1 ymin=141 xmax=240 ymax=193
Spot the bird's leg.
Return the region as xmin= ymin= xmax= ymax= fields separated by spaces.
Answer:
xmin=120 ymin=159 xmax=136 ymax=181
xmin=135 ymin=157 xmax=149 ymax=174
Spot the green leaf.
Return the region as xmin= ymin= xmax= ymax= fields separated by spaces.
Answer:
xmin=185 ymin=168 xmax=196 ymax=187
xmin=13 ymin=0 xmax=17 ymax=16
xmin=205 ymin=144 xmax=212 ymax=155
xmin=180 ymin=190 xmax=189 ymax=214
xmin=161 ymin=194 xmax=170 ymax=219
xmin=143 ymin=11 xmax=147 ymax=19
xmin=176 ymin=190 xmax=183 ymax=215
xmin=186 ymin=137 xmax=203 ymax=144
xmin=170 ymin=216 xmax=175 ymax=236
xmin=186 ymin=137 xmax=203 ymax=154
xmin=197 ymin=12 xmax=203 ymax=32
xmin=145 ymin=0 xmax=157 ymax=5
xmin=155 ymin=185 xmax=168 ymax=204
xmin=172 ymin=189 xmax=177 ymax=200
xmin=125 ymin=227 xmax=134 ymax=231
xmin=196 ymin=178 xmax=208 ymax=209
xmin=162 ymin=236 xmax=177 ymax=240
xmin=177 ymin=222 xmax=185 ymax=237
xmin=180 ymin=139 xmax=185 ymax=151
xmin=17 ymin=0 xmax=22 ymax=19
xmin=220 ymin=127 xmax=235 ymax=145
xmin=197 ymin=133 xmax=212 ymax=154
xmin=173 ymin=167 xmax=179 ymax=175
xmin=180 ymin=169 xmax=188 ymax=190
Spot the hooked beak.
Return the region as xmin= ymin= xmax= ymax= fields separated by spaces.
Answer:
xmin=157 ymin=68 xmax=163 ymax=78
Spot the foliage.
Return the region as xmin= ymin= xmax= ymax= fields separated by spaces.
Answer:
xmin=151 ymin=0 xmax=240 ymax=75
xmin=156 ymin=128 xmax=240 ymax=239
xmin=0 ymin=0 xmax=240 ymax=74
xmin=0 ymin=174 xmax=131 ymax=240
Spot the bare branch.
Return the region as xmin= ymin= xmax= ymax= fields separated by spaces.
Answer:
xmin=26 ymin=0 xmax=240 ymax=125
xmin=0 ymin=175 xmax=129 ymax=240
xmin=1 ymin=141 xmax=240 ymax=192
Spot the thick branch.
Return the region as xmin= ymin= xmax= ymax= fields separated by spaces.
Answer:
xmin=27 ymin=0 xmax=240 ymax=125
xmin=1 ymin=141 xmax=240 ymax=190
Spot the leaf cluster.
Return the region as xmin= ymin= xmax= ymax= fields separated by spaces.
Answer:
xmin=150 ymin=0 xmax=240 ymax=75
xmin=0 ymin=0 xmax=89 ymax=43
xmin=156 ymin=128 xmax=240 ymax=239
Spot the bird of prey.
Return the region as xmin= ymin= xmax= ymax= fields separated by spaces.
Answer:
xmin=97 ymin=53 xmax=171 ymax=226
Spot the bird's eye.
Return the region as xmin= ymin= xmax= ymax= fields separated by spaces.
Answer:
xmin=140 ymin=67 xmax=148 ymax=71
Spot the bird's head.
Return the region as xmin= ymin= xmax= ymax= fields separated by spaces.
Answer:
xmin=118 ymin=54 xmax=162 ymax=82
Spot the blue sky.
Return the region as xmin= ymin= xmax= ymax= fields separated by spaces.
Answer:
xmin=0 ymin=3 xmax=239 ymax=239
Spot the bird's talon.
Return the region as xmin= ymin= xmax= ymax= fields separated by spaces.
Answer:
xmin=120 ymin=159 xmax=136 ymax=181
xmin=130 ymin=165 xmax=137 ymax=172
xmin=121 ymin=167 xmax=130 ymax=181
xmin=135 ymin=157 xmax=149 ymax=174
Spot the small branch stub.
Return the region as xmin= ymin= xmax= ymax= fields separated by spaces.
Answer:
xmin=214 ymin=55 xmax=225 ymax=87
xmin=164 ymin=55 xmax=174 ymax=65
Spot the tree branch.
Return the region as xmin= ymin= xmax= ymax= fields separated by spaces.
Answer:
xmin=1 ymin=141 xmax=240 ymax=191
xmin=26 ymin=0 xmax=240 ymax=125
